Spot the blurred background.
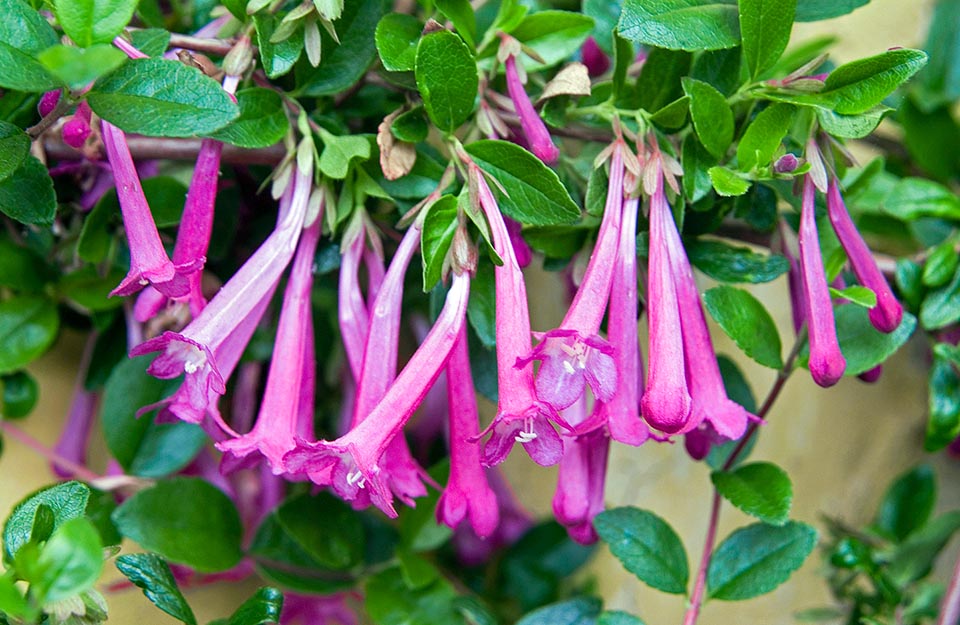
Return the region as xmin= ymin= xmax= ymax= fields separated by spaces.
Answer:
xmin=3 ymin=0 xmax=957 ymax=623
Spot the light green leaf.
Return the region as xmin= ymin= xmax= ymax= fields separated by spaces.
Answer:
xmin=618 ymin=0 xmax=740 ymax=52
xmin=3 ymin=482 xmax=90 ymax=563
xmin=38 ymin=43 xmax=127 ymax=89
xmin=415 ymin=29 xmax=478 ymax=133
xmin=317 ymin=128 xmax=372 ymax=179
xmin=816 ymin=105 xmax=891 ymax=139
xmin=882 ymin=177 xmax=960 ymax=221
xmin=822 ymin=48 xmax=928 ymax=115
xmin=708 ymin=166 xmax=750 ymax=196
xmin=209 ymin=88 xmax=289 ymax=148
xmin=829 ymin=285 xmax=877 ymax=308
xmin=510 ymin=11 xmax=594 ymax=69
xmin=375 ymin=13 xmax=420 ymax=72
xmin=54 ymin=0 xmax=137 ymax=47
xmin=737 ymin=103 xmax=796 ymax=171
xmin=712 ymin=462 xmax=793 ymax=525
xmin=833 ymin=306 xmax=917 ymax=374
xmin=436 ymin=0 xmax=476 ymax=48
xmin=682 ymin=77 xmax=734 ymax=158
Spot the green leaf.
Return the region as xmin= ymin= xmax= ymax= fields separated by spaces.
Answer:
xmin=2 ymin=371 xmax=39 ymax=419
xmin=466 ymin=258 xmax=496 ymax=346
xmin=227 ymin=587 xmax=283 ymax=625
xmin=112 ymin=477 xmax=244 ymax=573
xmin=516 ymin=597 xmax=602 ymax=625
xmin=828 ymin=285 xmax=877 ymax=308
xmin=682 ymin=134 xmax=716 ymax=203
xmin=707 ymin=521 xmax=817 ymax=600
xmin=882 ymin=177 xmax=960 ymax=221
xmin=794 ymin=0 xmax=868 ymax=22
xmin=687 ymin=240 xmax=789 ymax=283
xmin=888 ymin=511 xmax=960 ymax=586
xmin=873 ymin=465 xmax=935 ymax=543
xmin=421 ymin=195 xmax=458 ymax=291
xmin=0 ymin=238 xmax=51 ymax=292
xmin=317 ymin=128 xmax=372 ymax=179
xmin=618 ymin=0 xmax=740 ymax=52
xmin=691 ymin=46 xmax=742 ymax=95
xmin=436 ymin=0 xmax=476 ymax=48
xmin=294 ymin=0 xmax=382 ymax=96
xmin=822 ymin=49 xmax=929 ymax=115
xmin=708 ymin=166 xmax=750 ymax=196
xmin=834 ymin=306 xmax=917 ymax=375
xmin=914 ymin=0 xmax=960 ymax=109
xmin=711 ymin=462 xmax=792 ymax=526
xmin=391 ymin=107 xmax=428 ymax=142
xmin=682 ymin=78 xmax=734 ymax=158
xmin=397 ymin=484 xmax=452 ymax=552
xmin=649 ymin=96 xmax=690 ymax=128
xmin=0 ymin=155 xmax=57 ymax=225
xmin=3 ymin=482 xmax=90 ymax=563
xmin=594 ymin=507 xmax=688 ymax=594
xmin=38 ymin=43 xmax=127 ymax=90
xmin=0 ymin=575 xmax=28 ymax=619
xmin=275 ymin=493 xmax=365 ymax=570
xmin=739 ymin=0 xmax=795 ymax=78
xmin=59 ymin=265 xmax=127 ymax=312
xmin=509 ymin=11 xmax=594 ymax=69
xmin=88 ymin=58 xmax=239 ymax=137
xmin=598 ymin=611 xmax=646 ymax=625
xmin=28 ymin=518 xmax=103 ymax=603
xmin=737 ymin=103 xmax=796 ymax=171
xmin=129 ymin=28 xmax=170 ymax=57
xmin=0 ymin=122 xmax=29 ymax=182
xmin=465 ymin=140 xmax=580 ymax=226
xmin=415 ymin=30 xmax=478 ymax=133
xmin=926 ymin=354 xmax=960 ymax=452
xmin=253 ymin=14 xmax=303 ymax=79
xmin=703 ymin=286 xmax=783 ymax=369
xmin=116 ymin=553 xmax=197 ymax=625
xmin=923 ymin=240 xmax=958 ymax=288
xmin=54 ymin=0 xmax=137 ymax=46
xmin=636 ymin=47 xmax=692 ymax=114
xmin=365 ymin=565 xmax=462 ymax=625
xmin=94 ymin=174 xmax=189 ymax=229
xmin=0 ymin=296 xmax=59 ymax=375
xmin=375 ymin=13 xmax=420 ymax=72
xmin=0 ymin=0 xmax=61 ymax=92
xmin=816 ymin=105 xmax=891 ymax=139
xmin=209 ymin=88 xmax=289 ymax=148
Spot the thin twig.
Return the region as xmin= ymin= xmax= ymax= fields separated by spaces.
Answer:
xmin=124 ymin=28 xmax=242 ymax=56
xmin=26 ymin=93 xmax=73 ymax=139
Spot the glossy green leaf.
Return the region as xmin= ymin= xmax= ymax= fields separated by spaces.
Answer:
xmin=682 ymin=78 xmax=734 ymax=158
xmin=0 ymin=0 xmax=61 ymax=92
xmin=833 ymin=306 xmax=917 ymax=374
xmin=816 ymin=105 xmax=891 ymax=139
xmin=636 ymin=47 xmax=692 ymax=114
xmin=54 ymin=0 xmax=137 ymax=46
xmin=923 ymin=240 xmax=959 ymax=288
xmin=707 ymin=521 xmax=817 ymax=600
xmin=253 ymin=14 xmax=303 ymax=78
xmin=391 ymin=107 xmax=428 ymax=142
xmin=739 ymin=0 xmax=795 ymax=78
xmin=116 ymin=553 xmax=196 ymax=625
xmin=926 ymin=354 xmax=960 ymax=452
xmin=129 ymin=28 xmax=170 ymax=57
xmin=415 ymin=30 xmax=478 ymax=133
xmin=691 ymin=46 xmax=742 ymax=95
xmin=618 ymin=0 xmax=739 ymax=51
xmin=3 ymin=481 xmax=90 ymax=563
xmin=0 ymin=296 xmax=59 ymax=375
xmin=594 ymin=507 xmax=688 ymax=594
xmin=421 ymin=195 xmax=458 ymax=291
xmin=712 ymin=462 xmax=793 ymax=525
xmin=466 ymin=140 xmax=580 ymax=226
xmin=209 ymin=88 xmax=289 ymax=148
xmin=828 ymin=285 xmax=876 ymax=308
xmin=365 ymin=565 xmax=462 ymax=625
xmin=794 ymin=0 xmax=869 ymax=22
xmin=38 ymin=43 xmax=127 ymax=90
xmin=0 ymin=122 xmax=29 ymax=182
xmin=682 ymin=135 xmax=716 ymax=203
xmin=708 ymin=166 xmax=750 ymax=196
xmin=276 ymin=493 xmax=365 ymax=570
xmin=113 ymin=477 xmax=244 ymax=572
xmin=516 ymin=597 xmax=602 ymax=625
xmin=873 ymin=465 xmax=935 ymax=542
xmin=375 ymin=13 xmax=420 ymax=72
xmin=2 ymin=371 xmax=38 ymax=419
xmin=822 ymin=49 xmax=928 ymax=115
xmin=510 ymin=11 xmax=594 ymax=69
xmin=0 ymin=156 xmax=57 ymax=225
xmin=226 ymin=587 xmax=283 ymax=625
xmin=737 ymin=103 xmax=796 ymax=171
xmin=295 ymin=0 xmax=382 ymax=96
xmin=88 ymin=58 xmax=239 ymax=137
xmin=28 ymin=517 xmax=103 ymax=603
xmin=688 ymin=240 xmax=789 ymax=283
xmin=883 ymin=177 xmax=960 ymax=221
xmin=649 ymin=96 xmax=690 ymax=128
xmin=703 ymin=286 xmax=783 ymax=369
xmin=436 ymin=0 xmax=476 ymax=48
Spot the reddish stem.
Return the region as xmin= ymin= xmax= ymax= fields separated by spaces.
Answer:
xmin=0 ymin=420 xmax=103 ymax=483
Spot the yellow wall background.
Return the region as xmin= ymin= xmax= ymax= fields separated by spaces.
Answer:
xmin=3 ymin=1 xmax=958 ymax=623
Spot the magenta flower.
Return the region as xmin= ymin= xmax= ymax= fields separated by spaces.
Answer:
xmin=281 ymin=592 xmax=357 ymax=625
xmin=338 ymin=220 xmax=372 ymax=380
xmin=502 ymin=39 xmax=559 ymax=165
xmin=581 ymin=37 xmax=609 ymax=77
xmin=62 ymin=102 xmax=92 ymax=149
xmin=469 ymin=163 xmax=568 ymax=467
xmin=216 ymin=213 xmax=322 ymax=472
xmin=640 ymin=165 xmax=693 ymax=434
xmin=827 ymin=178 xmax=903 ymax=333
xmin=284 ymin=270 xmax=473 ymax=517
xmin=520 ymin=143 xmax=625 ymax=412
xmin=436 ymin=325 xmax=500 ymax=538
xmin=504 ymin=215 xmax=533 ymax=268
xmin=799 ymin=176 xmax=847 ymax=387
xmin=453 ymin=466 xmax=532 ymax=565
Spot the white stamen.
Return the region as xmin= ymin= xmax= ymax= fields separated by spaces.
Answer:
xmin=515 ymin=430 xmax=538 ymax=443
xmin=346 ymin=469 xmax=366 ymax=489
xmin=562 ymin=360 xmax=576 ymax=375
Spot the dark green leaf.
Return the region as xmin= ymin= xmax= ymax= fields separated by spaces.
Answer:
xmin=510 ymin=11 xmax=594 ymax=69
xmin=2 ymin=371 xmax=39 ymax=419
xmin=688 ymin=240 xmax=789 ymax=283
xmin=129 ymin=28 xmax=170 ymax=57
xmin=708 ymin=166 xmax=750 ymax=196
xmin=116 ymin=553 xmax=197 ymax=625
xmin=914 ymin=0 xmax=960 ymax=109
xmin=253 ymin=14 xmax=303 ymax=79
xmin=873 ymin=465 xmax=935 ymax=542
xmin=617 ymin=0 xmax=740 ymax=51
xmin=816 ymin=105 xmax=891 ymax=139
xmin=594 ymin=507 xmax=688 ymax=594
xmin=703 ymin=286 xmax=783 ymax=369
xmin=0 ymin=156 xmax=57 ymax=225
xmin=794 ymin=0 xmax=868 ymax=22
xmin=0 ymin=122 xmax=29 ymax=182
xmin=466 ymin=258 xmax=496 ymax=347
xmin=112 ymin=478 xmax=243 ymax=572
xmin=436 ymin=0 xmax=476 ymax=48
xmin=707 ymin=521 xmax=817 ymax=600
xmin=3 ymin=482 xmax=90 ymax=563
xmin=0 ymin=238 xmax=50 ymax=292
xmin=58 ymin=266 xmax=127 ymax=312
xmin=682 ymin=135 xmax=715 ymax=203
xmin=128 ymin=421 xmax=206 ymax=478
xmin=397 ymin=484 xmax=452 ymax=552
xmin=466 ymin=140 xmax=580 ymax=226
xmin=706 ymin=357 xmax=758 ymax=469
xmin=883 ymin=177 xmax=960 ymax=221
xmin=711 ymin=462 xmax=792 ymax=525
xmin=737 ymin=103 xmax=796 ymax=171
xmin=739 ymin=0 xmax=795 ymax=78
xmin=0 ymin=0 xmax=61 ymax=92
xmin=391 ymin=107 xmax=428 ymax=142
xmin=516 ymin=597 xmax=602 ymax=625
xmin=821 ymin=49 xmax=928 ymax=115
xmin=275 ymin=493 xmax=365 ymax=570
xmin=649 ymin=96 xmax=690 ymax=128
xmin=834 ymin=306 xmax=916 ymax=375
xmin=88 ymin=58 xmax=239 ymax=137
xmin=38 ymin=43 xmax=127 ymax=90
xmin=682 ymin=78 xmax=734 ymax=158
xmin=295 ymin=0 xmax=382 ymax=96
xmin=415 ymin=30 xmax=478 ymax=133
xmin=28 ymin=518 xmax=102 ymax=603
xmin=227 ymin=587 xmax=283 ymax=625
xmin=375 ymin=13 xmax=420 ymax=72
xmin=421 ymin=195 xmax=458 ymax=291
xmin=923 ymin=240 xmax=958 ymax=288
xmin=0 ymin=296 xmax=59 ymax=375
xmin=209 ymin=88 xmax=289 ymax=148
xmin=888 ymin=511 xmax=960 ymax=586
xmin=365 ymin=565 xmax=462 ymax=625
xmin=396 ymin=550 xmax=439 ymax=589
xmin=926 ymin=354 xmax=960 ymax=452
xmin=690 ymin=46 xmax=742 ymax=95
xmin=636 ymin=47 xmax=692 ymax=114
xmin=500 ymin=521 xmax=595 ymax=610
xmin=54 ymin=0 xmax=137 ymax=46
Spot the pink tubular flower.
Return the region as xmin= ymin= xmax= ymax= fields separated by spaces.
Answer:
xmin=826 ymin=178 xmax=903 ymax=333
xmin=284 ymin=269 xmax=473 ymax=517
xmin=640 ymin=166 xmax=693 ymax=434
xmin=502 ymin=44 xmax=559 ymax=165
xmin=216 ymin=213 xmax=322 ymax=472
xmin=281 ymin=592 xmax=358 ymax=625
xmin=130 ymin=159 xmax=314 ymax=431
xmin=338 ymin=221 xmax=372 ymax=381
xmin=470 ymin=164 xmax=568 ymax=467
xmin=520 ymin=143 xmax=625 ymax=412
xmin=436 ymin=324 xmax=500 ymax=538
xmin=799 ymin=176 xmax=847 ymax=387
xmin=102 ymin=121 xmax=199 ymax=298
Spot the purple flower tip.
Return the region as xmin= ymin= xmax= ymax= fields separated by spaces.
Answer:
xmin=581 ymin=37 xmax=609 ymax=77
xmin=39 ymin=90 xmax=60 ymax=117
xmin=774 ymin=154 xmax=799 ymax=173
